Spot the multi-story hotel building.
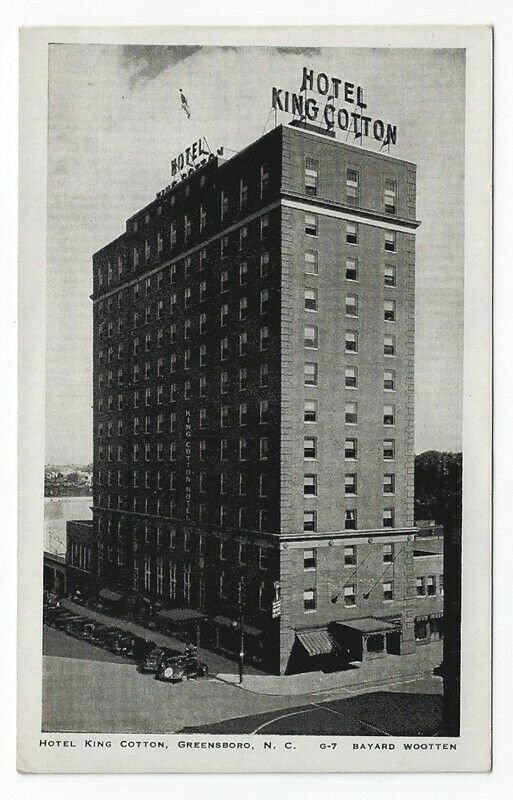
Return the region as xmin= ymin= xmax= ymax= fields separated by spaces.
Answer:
xmin=76 ymin=121 xmax=444 ymax=674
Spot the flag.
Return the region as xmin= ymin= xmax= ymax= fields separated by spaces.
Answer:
xmin=179 ymin=89 xmax=191 ymax=119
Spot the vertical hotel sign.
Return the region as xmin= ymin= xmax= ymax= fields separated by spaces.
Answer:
xmin=272 ymin=67 xmax=398 ymax=146
xmin=185 ymin=410 xmax=192 ymax=521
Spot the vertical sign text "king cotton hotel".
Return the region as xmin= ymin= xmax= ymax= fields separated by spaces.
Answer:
xmin=272 ymin=67 xmax=398 ymax=145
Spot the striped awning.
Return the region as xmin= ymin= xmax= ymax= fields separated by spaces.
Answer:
xmin=296 ymin=629 xmax=336 ymax=657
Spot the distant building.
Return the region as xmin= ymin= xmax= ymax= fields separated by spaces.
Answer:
xmin=85 ymin=122 xmax=443 ymax=673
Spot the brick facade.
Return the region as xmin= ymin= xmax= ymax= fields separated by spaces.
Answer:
xmin=84 ymin=123 xmax=443 ymax=674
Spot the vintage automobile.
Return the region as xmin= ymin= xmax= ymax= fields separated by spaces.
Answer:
xmin=123 ymin=636 xmax=156 ymax=662
xmin=140 ymin=646 xmax=177 ymax=673
xmin=65 ymin=617 xmax=90 ymax=637
xmin=53 ymin=612 xmax=84 ymax=631
xmin=156 ymin=653 xmax=208 ymax=683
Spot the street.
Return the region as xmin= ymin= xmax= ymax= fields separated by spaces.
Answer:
xmin=42 ymin=625 xmax=443 ymax=735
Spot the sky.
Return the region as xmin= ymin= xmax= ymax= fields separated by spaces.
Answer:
xmin=46 ymin=43 xmax=465 ymax=465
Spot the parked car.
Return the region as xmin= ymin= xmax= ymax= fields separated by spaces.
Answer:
xmin=53 ymin=613 xmax=84 ymax=631
xmin=88 ymin=624 xmax=116 ymax=647
xmin=129 ymin=637 xmax=156 ymax=663
xmin=65 ymin=617 xmax=89 ymax=637
xmin=140 ymin=646 xmax=177 ymax=673
xmin=91 ymin=626 xmax=123 ymax=648
xmin=156 ymin=653 xmax=208 ymax=683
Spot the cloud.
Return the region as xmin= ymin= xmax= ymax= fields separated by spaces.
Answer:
xmin=122 ymin=45 xmax=202 ymax=88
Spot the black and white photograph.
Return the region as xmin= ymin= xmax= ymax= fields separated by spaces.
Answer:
xmin=16 ymin=24 xmax=492 ymax=774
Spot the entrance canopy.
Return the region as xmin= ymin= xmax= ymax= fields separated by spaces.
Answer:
xmin=333 ymin=617 xmax=400 ymax=635
xmin=156 ymin=608 xmax=206 ymax=625
xmin=296 ymin=629 xmax=336 ymax=657
xmin=213 ymin=615 xmax=262 ymax=637
xmin=99 ymin=588 xmax=123 ymax=602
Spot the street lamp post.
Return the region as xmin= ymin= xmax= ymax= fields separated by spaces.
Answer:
xmin=238 ymin=575 xmax=245 ymax=684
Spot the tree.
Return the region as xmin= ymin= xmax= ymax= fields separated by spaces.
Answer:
xmin=414 ymin=451 xmax=462 ymax=534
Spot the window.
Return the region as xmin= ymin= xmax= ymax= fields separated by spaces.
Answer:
xmin=384 ymin=178 xmax=397 ymax=214
xmin=239 ymin=297 xmax=248 ymax=321
xmin=304 ymin=288 xmax=318 ymax=311
xmin=345 ymin=401 xmax=358 ymax=425
xmin=239 ymin=178 xmax=248 ymax=208
xmin=199 ymin=408 xmax=207 ymax=429
xmin=260 ymin=288 xmax=269 ymax=314
xmin=260 ymin=363 xmax=269 ymax=387
xmin=199 ymin=440 xmax=206 ymax=461
xmin=385 ymin=230 xmax=397 ymax=252
xmin=345 ymin=294 xmax=358 ymax=317
xmin=304 ymin=325 xmax=318 ymax=349
xmin=305 ymin=250 xmax=318 ymax=274
xmin=303 ymin=589 xmax=316 ymax=612
xmin=304 ymin=399 xmax=317 ymax=423
xmin=303 ymin=511 xmax=317 ymax=532
xmin=345 ymin=366 xmax=358 ymax=389
xmin=304 ymin=362 xmax=318 ymax=386
xmin=239 ymin=331 xmax=248 ymax=356
xmin=260 ymin=215 xmax=269 ymax=240
xmin=260 ymin=326 xmax=269 ymax=351
xmin=346 ymin=222 xmax=358 ymax=244
xmin=220 ymin=337 xmax=228 ymax=361
xmin=200 ymin=205 xmax=207 ymax=231
xmin=220 ymin=370 xmax=229 ymax=394
xmin=220 ymin=438 xmax=228 ymax=461
xmin=345 ymin=331 xmax=358 ymax=353
xmin=199 ymin=280 xmax=207 ymax=302
xmin=239 ymin=436 xmax=247 ymax=461
xmin=304 ymin=474 xmax=317 ymax=496
xmin=439 ymin=575 xmax=444 ymax=595
xmin=346 ymin=168 xmax=359 ymax=206
xmin=199 ymin=344 xmax=207 ymax=367
xmin=384 ymin=370 xmax=395 ymax=391
xmin=220 ymin=270 xmax=229 ymax=293
xmin=384 ymin=334 xmax=396 ymax=356
xmin=260 ymin=437 xmax=269 ymax=460
xmin=345 ymin=509 xmax=357 ymax=530
xmin=239 ymin=367 xmax=248 ymax=390
xmin=220 ymin=235 xmax=229 ymax=258
xmin=383 ymin=581 xmax=394 ymax=601
xmin=383 ymin=405 xmax=395 ymax=426
xmin=220 ymin=304 xmax=229 ymax=326
xmin=383 ymin=508 xmax=395 ymax=528
xmin=383 ymin=439 xmax=395 ymax=460
xmin=305 ymin=213 xmax=318 ymax=236
xmin=345 ymin=473 xmax=357 ymax=495
xmin=220 ymin=405 xmax=229 ymax=428
xmin=383 ymin=474 xmax=395 ymax=495
xmin=239 ymin=261 xmax=248 ymax=285
xmin=345 ymin=438 xmax=357 ymax=460
xmin=344 ymin=585 xmax=356 ymax=607
xmin=384 ymin=264 xmax=396 ymax=287
xmin=383 ymin=543 xmax=394 ymax=564
xmin=303 ymin=548 xmax=316 ymax=571
xmin=260 ymin=399 xmax=269 ymax=424
xmin=305 ymin=158 xmax=318 ymax=196
xmin=260 ymin=163 xmax=269 ymax=196
xmin=345 ymin=257 xmax=358 ymax=281
xmin=221 ymin=191 xmax=229 ymax=221
xmin=260 ymin=252 xmax=270 ymax=277
xmin=344 ymin=546 xmax=356 ymax=566
xmin=239 ymin=403 xmax=248 ymax=426
xmin=304 ymin=436 xmax=317 ymax=460
xmin=427 ymin=575 xmax=437 ymax=596
xmin=416 ymin=577 xmax=426 ymax=596
xmin=384 ymin=299 xmax=396 ymax=322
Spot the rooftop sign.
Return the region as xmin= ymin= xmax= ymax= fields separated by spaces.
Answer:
xmin=272 ymin=67 xmax=398 ymax=147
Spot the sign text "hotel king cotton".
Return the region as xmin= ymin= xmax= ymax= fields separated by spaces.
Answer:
xmin=272 ymin=67 xmax=398 ymax=145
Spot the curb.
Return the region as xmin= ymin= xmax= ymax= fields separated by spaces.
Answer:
xmin=212 ymin=668 xmax=437 ymax=698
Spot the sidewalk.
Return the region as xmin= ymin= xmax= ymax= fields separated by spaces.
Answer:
xmin=58 ymin=598 xmax=263 ymax=676
xmin=215 ymin=641 xmax=443 ymax=696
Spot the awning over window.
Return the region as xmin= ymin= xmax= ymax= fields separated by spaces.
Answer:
xmin=415 ymin=612 xmax=444 ymax=623
xmin=98 ymin=588 xmax=123 ymax=602
xmin=156 ymin=608 xmax=206 ymax=624
xmin=334 ymin=617 xmax=400 ymax=635
xmin=296 ymin=629 xmax=336 ymax=657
